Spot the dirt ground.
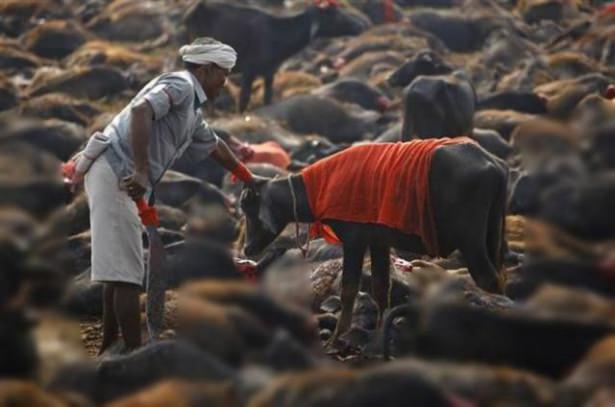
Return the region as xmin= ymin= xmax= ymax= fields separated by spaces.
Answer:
xmin=79 ymin=216 xmax=527 ymax=357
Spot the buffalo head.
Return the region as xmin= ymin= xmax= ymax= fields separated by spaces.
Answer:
xmin=387 ymin=50 xmax=453 ymax=88
xmin=240 ymin=180 xmax=285 ymax=256
xmin=401 ymin=71 xmax=476 ymax=140
xmin=310 ymin=0 xmax=369 ymax=38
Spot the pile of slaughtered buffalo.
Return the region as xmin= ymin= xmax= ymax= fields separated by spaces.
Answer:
xmin=1 ymin=0 xmax=615 ymax=405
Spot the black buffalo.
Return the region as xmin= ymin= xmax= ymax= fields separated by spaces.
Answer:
xmin=387 ymin=50 xmax=453 ymax=88
xmin=240 ymin=142 xmax=508 ymax=343
xmin=183 ymin=1 xmax=368 ymax=112
xmin=401 ymin=73 xmax=476 ymax=140
xmin=382 ymin=301 xmax=614 ymax=378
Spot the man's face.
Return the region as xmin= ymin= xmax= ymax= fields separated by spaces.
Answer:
xmin=200 ymin=64 xmax=230 ymax=100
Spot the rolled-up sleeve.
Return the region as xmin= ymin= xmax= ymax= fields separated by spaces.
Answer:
xmin=142 ymin=77 xmax=192 ymax=120
xmin=182 ymin=119 xmax=220 ymax=162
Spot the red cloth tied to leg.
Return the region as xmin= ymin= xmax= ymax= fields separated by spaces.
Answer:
xmin=136 ymin=198 xmax=159 ymax=227
xmin=302 ymin=138 xmax=474 ymax=256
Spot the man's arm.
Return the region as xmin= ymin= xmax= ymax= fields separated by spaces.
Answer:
xmin=210 ymin=138 xmax=241 ymax=172
xmin=189 ymin=119 xmax=267 ymax=187
xmin=210 ymin=139 xmax=267 ymax=187
xmin=131 ymin=99 xmax=153 ymax=176
xmin=122 ymin=100 xmax=154 ymax=200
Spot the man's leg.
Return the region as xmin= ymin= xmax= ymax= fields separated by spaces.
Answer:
xmin=113 ymin=282 xmax=142 ymax=351
xmin=98 ymin=283 xmax=119 ymax=356
xmin=85 ymin=158 xmax=144 ymax=353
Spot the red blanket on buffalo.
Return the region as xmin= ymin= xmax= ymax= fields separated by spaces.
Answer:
xmin=301 ymin=137 xmax=474 ymax=256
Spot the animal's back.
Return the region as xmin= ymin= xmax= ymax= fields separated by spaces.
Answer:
xmin=431 ymin=141 xmax=508 ymax=184
xmin=302 ymin=138 xmax=474 ymax=254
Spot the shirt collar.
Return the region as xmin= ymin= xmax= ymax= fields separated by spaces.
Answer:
xmin=187 ymin=70 xmax=207 ymax=106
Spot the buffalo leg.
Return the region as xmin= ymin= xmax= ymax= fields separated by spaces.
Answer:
xmin=487 ymin=174 xmax=507 ymax=272
xmin=454 ymin=167 xmax=502 ymax=293
xmin=263 ymin=72 xmax=274 ymax=105
xmin=330 ymin=242 xmax=367 ymax=344
xmin=460 ymin=231 xmax=500 ymax=293
xmin=370 ymin=244 xmax=391 ymax=326
xmin=239 ymin=73 xmax=255 ymax=113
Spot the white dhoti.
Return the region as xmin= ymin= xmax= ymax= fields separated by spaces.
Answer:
xmin=84 ymin=157 xmax=144 ymax=286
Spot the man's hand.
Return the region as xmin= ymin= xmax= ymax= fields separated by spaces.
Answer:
xmin=61 ymin=160 xmax=85 ymax=194
xmin=69 ymin=172 xmax=85 ymax=193
xmin=120 ymin=172 xmax=148 ymax=200
xmin=211 ymin=138 xmax=270 ymax=191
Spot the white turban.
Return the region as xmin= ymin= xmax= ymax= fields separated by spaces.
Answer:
xmin=179 ymin=38 xmax=237 ymax=70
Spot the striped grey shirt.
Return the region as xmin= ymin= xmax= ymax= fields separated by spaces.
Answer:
xmin=103 ymin=70 xmax=219 ymax=187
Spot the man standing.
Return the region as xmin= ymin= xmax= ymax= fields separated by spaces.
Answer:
xmin=66 ymin=38 xmax=258 ymax=355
